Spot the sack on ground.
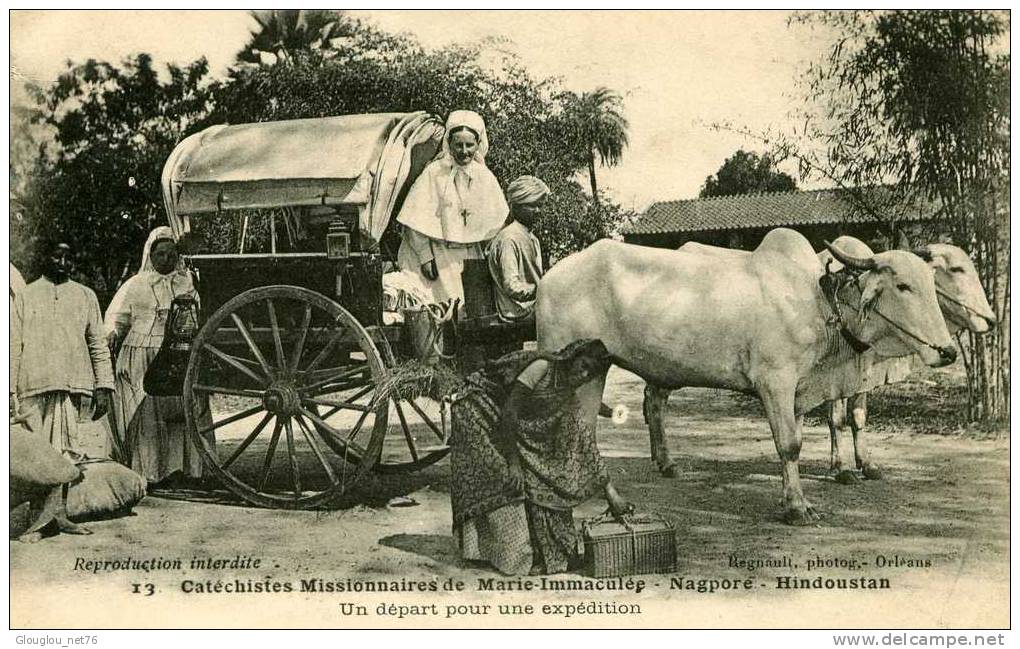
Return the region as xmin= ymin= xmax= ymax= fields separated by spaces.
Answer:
xmin=10 ymin=421 xmax=80 ymax=489
xmin=10 ymin=502 xmax=35 ymax=538
xmin=10 ymin=423 xmax=80 ymax=538
xmin=66 ymin=459 xmax=147 ymax=522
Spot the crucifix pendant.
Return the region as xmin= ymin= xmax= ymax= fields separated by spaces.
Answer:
xmin=461 ymin=209 xmax=470 ymax=225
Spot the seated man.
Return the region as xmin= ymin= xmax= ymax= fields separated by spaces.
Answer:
xmin=486 ymin=176 xmax=549 ymax=322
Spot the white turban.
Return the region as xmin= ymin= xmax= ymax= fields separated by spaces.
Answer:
xmin=506 ymin=176 xmax=551 ymax=206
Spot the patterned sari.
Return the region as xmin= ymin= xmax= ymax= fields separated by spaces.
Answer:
xmin=450 ymin=341 xmax=610 ymax=575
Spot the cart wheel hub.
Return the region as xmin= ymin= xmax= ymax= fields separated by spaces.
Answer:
xmin=263 ymin=384 xmax=301 ymax=415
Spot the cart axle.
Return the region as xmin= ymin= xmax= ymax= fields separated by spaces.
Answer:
xmin=263 ymin=384 xmax=302 ymax=416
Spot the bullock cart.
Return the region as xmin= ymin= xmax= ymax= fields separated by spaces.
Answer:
xmin=161 ymin=112 xmax=532 ymax=509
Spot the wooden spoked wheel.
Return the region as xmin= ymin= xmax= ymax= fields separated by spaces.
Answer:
xmin=369 ymin=336 xmax=451 ymax=475
xmin=183 ymin=286 xmax=389 ymax=509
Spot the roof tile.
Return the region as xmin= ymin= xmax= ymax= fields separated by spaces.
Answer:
xmin=623 ymin=188 xmax=936 ymax=235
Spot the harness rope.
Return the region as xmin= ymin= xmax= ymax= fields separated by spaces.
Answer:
xmin=820 ymin=263 xmax=872 ymax=353
xmin=412 ymin=299 xmax=459 ymax=362
xmin=823 ymin=262 xmax=948 ymax=355
xmin=934 ymin=282 xmax=991 ymax=321
xmin=867 ymin=306 xmax=946 ymax=353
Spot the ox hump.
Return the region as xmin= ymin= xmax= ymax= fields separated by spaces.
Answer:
xmin=751 ymin=228 xmax=822 ymax=276
xmin=818 ymin=235 xmax=874 ymax=274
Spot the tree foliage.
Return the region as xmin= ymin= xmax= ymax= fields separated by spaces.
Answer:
xmin=14 ymin=54 xmax=212 ymax=300
xmin=211 ymin=38 xmax=572 ymax=184
xmin=699 ymin=149 xmax=797 ymax=198
xmin=14 ymin=14 xmax=633 ymax=303
xmin=210 ymin=17 xmax=631 ymax=257
xmin=800 ymin=9 xmax=1010 ymax=422
xmin=533 ymin=183 xmax=637 ymax=266
xmin=9 ymin=103 xmax=47 ymax=268
xmin=238 ymin=9 xmax=346 ymax=65
xmin=553 ymin=87 xmax=630 ymax=198
xmin=235 ymin=10 xmax=411 ymax=67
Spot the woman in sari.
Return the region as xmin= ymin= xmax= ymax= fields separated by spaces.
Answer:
xmin=396 ymin=110 xmax=509 ymax=307
xmin=105 ymin=227 xmax=213 ymax=486
xmin=450 ymin=339 xmax=632 ymax=575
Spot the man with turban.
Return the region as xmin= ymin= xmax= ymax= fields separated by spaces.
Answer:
xmin=486 ymin=175 xmax=550 ymax=322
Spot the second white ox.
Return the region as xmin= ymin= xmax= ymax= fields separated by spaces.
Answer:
xmin=639 ymin=236 xmax=995 ymax=484
xmin=820 ymin=238 xmax=996 ymax=482
xmin=536 ymin=228 xmax=955 ymax=524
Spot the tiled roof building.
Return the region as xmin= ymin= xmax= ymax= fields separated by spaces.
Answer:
xmin=622 ymin=187 xmax=938 ymax=251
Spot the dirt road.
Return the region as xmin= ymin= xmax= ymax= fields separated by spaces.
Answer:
xmin=10 ymin=369 xmax=1009 ymax=628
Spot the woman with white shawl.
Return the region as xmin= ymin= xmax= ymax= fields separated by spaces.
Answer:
xmin=397 ymin=110 xmax=509 ymax=307
xmin=105 ymin=227 xmax=213 ymax=486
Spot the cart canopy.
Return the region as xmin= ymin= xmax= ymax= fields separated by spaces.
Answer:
xmin=162 ymin=112 xmax=445 ymax=245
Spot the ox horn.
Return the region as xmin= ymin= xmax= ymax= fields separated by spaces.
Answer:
xmin=911 ymin=245 xmax=933 ymax=262
xmin=824 ymin=241 xmax=877 ymax=271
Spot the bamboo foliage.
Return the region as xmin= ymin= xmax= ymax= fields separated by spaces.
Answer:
xmin=796 ymin=10 xmax=1010 ymax=423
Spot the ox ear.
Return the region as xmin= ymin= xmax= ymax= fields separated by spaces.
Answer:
xmin=859 ymin=275 xmax=883 ymax=316
xmin=911 ymin=245 xmax=934 ymax=263
xmin=896 ymin=230 xmax=912 ymax=250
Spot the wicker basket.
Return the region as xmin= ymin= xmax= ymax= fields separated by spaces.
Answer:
xmin=582 ymin=511 xmax=676 ymax=578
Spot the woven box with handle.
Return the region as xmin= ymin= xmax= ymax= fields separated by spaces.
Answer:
xmin=581 ymin=511 xmax=677 ymax=578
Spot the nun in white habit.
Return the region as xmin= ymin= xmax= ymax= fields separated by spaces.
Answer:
xmin=396 ymin=110 xmax=509 ymax=307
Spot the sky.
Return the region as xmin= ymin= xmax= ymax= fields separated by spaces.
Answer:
xmin=9 ymin=9 xmax=837 ymax=211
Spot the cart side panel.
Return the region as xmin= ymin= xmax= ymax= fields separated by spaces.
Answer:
xmin=189 ymin=254 xmax=382 ymax=327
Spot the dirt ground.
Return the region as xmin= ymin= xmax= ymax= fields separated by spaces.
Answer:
xmin=9 ymin=368 xmax=1010 ymax=629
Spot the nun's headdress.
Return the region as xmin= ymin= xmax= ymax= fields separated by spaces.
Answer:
xmin=441 ymin=110 xmax=490 ymax=162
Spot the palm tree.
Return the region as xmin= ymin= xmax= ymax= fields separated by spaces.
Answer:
xmin=557 ymin=87 xmax=629 ymax=198
xmin=237 ymin=10 xmax=349 ymax=65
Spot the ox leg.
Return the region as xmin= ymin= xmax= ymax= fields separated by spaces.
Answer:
xmin=760 ymin=382 xmax=818 ymax=525
xmin=827 ymin=399 xmax=841 ymax=472
xmin=828 ymin=399 xmax=859 ymax=485
xmin=850 ymin=393 xmax=882 ymax=480
xmin=643 ymin=384 xmax=678 ymax=478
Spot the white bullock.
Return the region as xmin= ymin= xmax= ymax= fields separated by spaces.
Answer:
xmin=821 ymin=238 xmax=996 ymax=482
xmin=536 ymin=228 xmax=955 ymax=524
xmin=640 ymin=236 xmax=995 ymax=484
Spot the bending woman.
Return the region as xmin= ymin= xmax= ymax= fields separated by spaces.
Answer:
xmin=450 ymin=339 xmax=631 ymax=575
xmin=105 ymin=227 xmax=213 ymax=486
xmin=396 ymin=110 xmax=508 ymax=307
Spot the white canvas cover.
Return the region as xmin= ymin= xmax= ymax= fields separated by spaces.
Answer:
xmin=161 ymin=112 xmax=444 ymax=245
